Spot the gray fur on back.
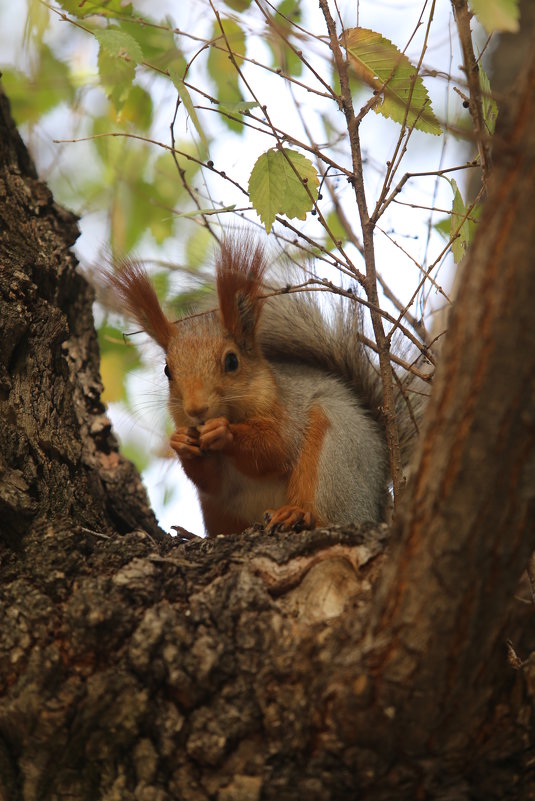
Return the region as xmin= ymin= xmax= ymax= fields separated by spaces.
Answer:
xmin=259 ymin=289 xmax=425 ymax=470
xmin=257 ymin=291 xmax=393 ymax=523
xmin=273 ymin=362 xmax=388 ymax=523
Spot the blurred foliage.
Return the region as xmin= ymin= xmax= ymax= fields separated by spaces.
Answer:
xmin=0 ymin=0 xmax=518 ymax=483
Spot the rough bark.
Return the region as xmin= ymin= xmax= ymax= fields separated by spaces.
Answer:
xmin=369 ymin=34 xmax=535 ymax=742
xmin=0 ymin=87 xmax=161 ymax=543
xmin=0 ymin=42 xmax=534 ymax=801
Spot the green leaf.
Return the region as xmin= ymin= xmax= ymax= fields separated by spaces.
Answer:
xmin=265 ymin=0 xmax=304 ymax=78
xmin=149 ymin=150 xmax=204 ymax=245
xmin=248 ymin=148 xmax=319 ymax=233
xmin=91 ymin=113 xmax=130 ymax=164
xmin=469 ymin=0 xmax=520 ymax=32
xmin=95 ymin=29 xmax=143 ymax=64
xmin=24 ymin=0 xmax=50 ymax=43
xmin=97 ymin=47 xmax=135 ymax=111
xmin=478 ymin=63 xmax=498 ymax=135
xmin=207 ymin=18 xmax=246 ymax=132
xmin=434 ymin=217 xmax=450 ymax=240
xmin=223 ymin=0 xmax=252 ymax=9
xmin=88 ymin=132 xmax=154 ymax=252
xmin=95 ymin=28 xmax=144 ymax=113
xmin=110 ymin=178 xmax=156 ymax=252
xmin=324 ymin=211 xmax=348 ymax=250
xmin=446 ymin=179 xmax=481 ymax=263
xmin=0 ymin=46 xmax=75 ymax=125
xmin=343 ymin=27 xmax=442 ymax=136
xmin=217 ymin=100 xmax=259 ymax=116
xmin=119 ymin=85 xmax=153 ymax=131
xmin=450 ymin=179 xmax=470 ymax=263
xmin=98 ymin=322 xmax=141 ymax=404
xmin=169 ymin=65 xmax=208 ymax=150
xmin=185 ymin=227 xmax=212 ymax=269
xmin=174 ymin=205 xmax=236 ymax=219
xmin=119 ymin=18 xmax=183 ymax=72
xmin=56 ymin=0 xmax=133 ymax=19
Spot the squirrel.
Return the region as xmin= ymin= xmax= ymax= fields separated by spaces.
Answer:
xmin=106 ymin=236 xmax=424 ymax=537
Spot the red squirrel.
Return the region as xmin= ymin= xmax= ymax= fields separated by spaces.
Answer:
xmin=106 ymin=237 xmax=422 ymax=536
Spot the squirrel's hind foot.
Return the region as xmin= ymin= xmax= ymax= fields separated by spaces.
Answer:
xmin=264 ymin=505 xmax=316 ymax=533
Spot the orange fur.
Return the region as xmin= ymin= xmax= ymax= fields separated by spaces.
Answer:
xmin=200 ymin=497 xmax=250 ymax=538
xmin=226 ymin=413 xmax=293 ymax=477
xmin=286 ymin=405 xmax=330 ymax=521
xmin=177 ymin=452 xmax=223 ymax=495
xmin=105 ymin=260 xmax=175 ymax=350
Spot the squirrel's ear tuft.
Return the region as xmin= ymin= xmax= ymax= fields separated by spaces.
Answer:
xmin=103 ymin=259 xmax=175 ymax=350
xmin=216 ymin=236 xmax=267 ymax=349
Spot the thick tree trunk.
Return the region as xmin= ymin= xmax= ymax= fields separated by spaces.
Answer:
xmin=0 ymin=41 xmax=534 ymax=801
xmin=0 ymin=88 xmax=162 ymax=543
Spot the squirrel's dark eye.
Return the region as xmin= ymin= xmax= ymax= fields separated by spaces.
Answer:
xmin=224 ymin=351 xmax=239 ymax=372
xmin=164 ymin=363 xmax=171 ymax=379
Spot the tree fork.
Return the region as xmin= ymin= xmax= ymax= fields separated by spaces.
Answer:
xmin=1 ymin=45 xmax=535 ymax=798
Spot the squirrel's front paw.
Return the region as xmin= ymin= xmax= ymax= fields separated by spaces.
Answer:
xmin=170 ymin=427 xmax=202 ymax=459
xmin=198 ymin=417 xmax=234 ymax=451
xmin=264 ymin=505 xmax=316 ymax=533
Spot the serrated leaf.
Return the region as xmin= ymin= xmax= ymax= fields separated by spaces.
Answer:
xmin=169 ymin=65 xmax=208 ymax=150
xmin=343 ymin=27 xmax=441 ymax=136
xmin=95 ymin=28 xmax=144 ymax=113
xmin=248 ymin=148 xmax=319 ymax=233
xmin=95 ymin=29 xmax=143 ymax=64
xmin=469 ymin=0 xmax=519 ymax=32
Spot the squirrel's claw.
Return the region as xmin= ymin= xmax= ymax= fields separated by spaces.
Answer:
xmin=170 ymin=428 xmax=202 ymax=459
xmin=264 ymin=505 xmax=316 ymax=533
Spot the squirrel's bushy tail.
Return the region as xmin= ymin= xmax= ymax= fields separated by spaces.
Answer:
xmin=258 ymin=288 xmax=427 ymax=467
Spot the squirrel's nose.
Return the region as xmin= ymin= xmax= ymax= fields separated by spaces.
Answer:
xmin=184 ymin=403 xmax=209 ymax=423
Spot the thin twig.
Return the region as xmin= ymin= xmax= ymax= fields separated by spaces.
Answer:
xmin=319 ymin=0 xmax=404 ymax=503
xmin=169 ymin=96 xmax=219 ymax=242
xmin=451 ymin=0 xmax=492 ymax=179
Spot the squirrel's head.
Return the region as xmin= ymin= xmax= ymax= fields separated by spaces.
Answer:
xmin=165 ymin=237 xmax=273 ymax=426
xmin=106 ymin=238 xmax=275 ymax=427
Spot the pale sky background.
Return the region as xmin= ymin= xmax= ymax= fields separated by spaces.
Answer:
xmin=0 ymin=0 xmax=472 ymax=535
